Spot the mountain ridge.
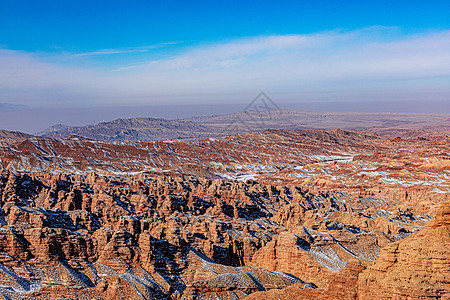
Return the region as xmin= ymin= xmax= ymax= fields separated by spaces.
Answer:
xmin=37 ymin=117 xmax=208 ymax=142
xmin=36 ymin=109 xmax=450 ymax=142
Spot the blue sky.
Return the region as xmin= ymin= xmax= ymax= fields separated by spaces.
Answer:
xmin=0 ymin=0 xmax=450 ymax=125
xmin=2 ymin=1 xmax=450 ymax=52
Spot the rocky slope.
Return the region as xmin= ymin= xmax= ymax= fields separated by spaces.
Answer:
xmin=0 ymin=127 xmax=448 ymax=299
xmin=236 ymin=202 xmax=450 ymax=300
xmin=357 ymin=201 xmax=450 ymax=299
xmin=0 ymin=129 xmax=32 ymax=146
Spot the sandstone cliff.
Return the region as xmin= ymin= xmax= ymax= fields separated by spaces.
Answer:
xmin=358 ymin=201 xmax=450 ymax=299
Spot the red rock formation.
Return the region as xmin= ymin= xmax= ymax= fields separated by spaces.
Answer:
xmin=357 ymin=201 xmax=450 ymax=299
xmin=243 ymin=261 xmax=365 ymax=300
xmin=0 ymin=128 xmax=448 ymax=299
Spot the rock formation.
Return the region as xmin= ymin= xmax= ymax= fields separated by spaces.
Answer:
xmin=0 ymin=127 xmax=448 ymax=299
xmin=358 ymin=201 xmax=450 ymax=299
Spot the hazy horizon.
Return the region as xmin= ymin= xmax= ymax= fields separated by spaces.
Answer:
xmin=0 ymin=99 xmax=449 ymax=134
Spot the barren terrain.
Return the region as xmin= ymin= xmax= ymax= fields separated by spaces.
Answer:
xmin=0 ymin=116 xmax=449 ymax=299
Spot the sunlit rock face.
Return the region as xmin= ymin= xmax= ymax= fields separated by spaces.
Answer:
xmin=357 ymin=201 xmax=450 ymax=300
xmin=0 ymin=128 xmax=448 ymax=299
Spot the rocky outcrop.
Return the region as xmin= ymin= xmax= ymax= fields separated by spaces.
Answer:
xmin=357 ymin=202 xmax=450 ymax=299
xmin=243 ymin=261 xmax=365 ymax=300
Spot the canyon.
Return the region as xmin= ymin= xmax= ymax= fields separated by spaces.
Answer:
xmin=0 ymin=121 xmax=449 ymax=299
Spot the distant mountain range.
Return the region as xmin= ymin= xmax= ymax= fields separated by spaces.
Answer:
xmin=36 ymin=109 xmax=450 ymax=141
xmin=37 ymin=117 xmax=208 ymax=142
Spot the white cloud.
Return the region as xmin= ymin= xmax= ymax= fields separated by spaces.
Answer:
xmin=73 ymin=42 xmax=180 ymax=57
xmin=1 ymin=27 xmax=450 ymax=107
